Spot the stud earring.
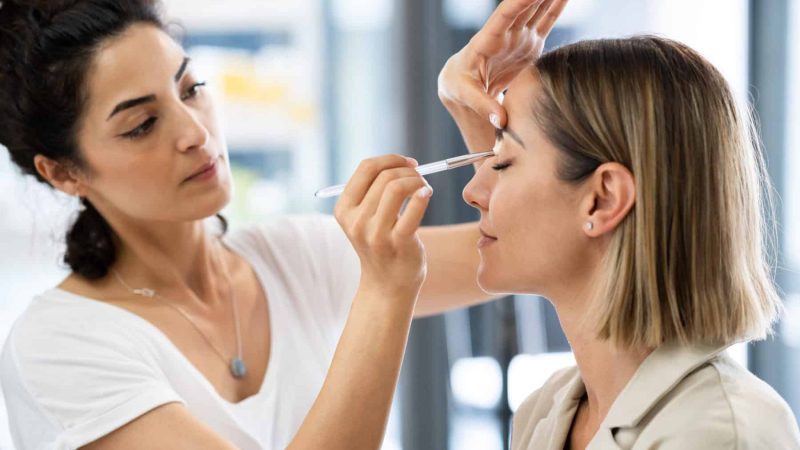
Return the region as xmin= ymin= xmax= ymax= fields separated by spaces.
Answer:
xmin=584 ymin=222 xmax=593 ymax=231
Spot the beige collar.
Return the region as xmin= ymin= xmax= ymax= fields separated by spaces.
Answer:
xmin=602 ymin=343 xmax=729 ymax=429
xmin=519 ymin=344 xmax=730 ymax=450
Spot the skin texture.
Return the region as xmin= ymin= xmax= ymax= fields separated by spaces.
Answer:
xmin=30 ymin=21 xmax=493 ymax=450
xmin=28 ymin=1 xmax=608 ymax=448
xmin=461 ymin=70 xmax=647 ymax=450
xmin=439 ymin=1 xmax=653 ymax=448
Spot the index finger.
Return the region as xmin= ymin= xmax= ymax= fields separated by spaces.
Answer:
xmin=482 ymin=0 xmax=544 ymax=37
xmin=338 ymin=154 xmax=417 ymax=208
xmin=533 ymin=0 xmax=569 ymax=35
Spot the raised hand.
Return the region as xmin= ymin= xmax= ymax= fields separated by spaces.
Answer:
xmin=334 ymin=155 xmax=432 ymax=303
xmin=438 ymin=0 xmax=569 ymax=129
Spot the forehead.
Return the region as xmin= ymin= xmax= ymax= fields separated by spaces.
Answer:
xmin=503 ymin=68 xmax=542 ymax=120
xmin=85 ymin=24 xmax=183 ymax=106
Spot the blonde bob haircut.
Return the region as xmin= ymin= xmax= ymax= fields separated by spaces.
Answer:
xmin=533 ymin=36 xmax=781 ymax=348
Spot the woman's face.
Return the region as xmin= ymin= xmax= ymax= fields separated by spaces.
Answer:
xmin=463 ymin=69 xmax=597 ymax=298
xmin=74 ymin=23 xmax=231 ymax=223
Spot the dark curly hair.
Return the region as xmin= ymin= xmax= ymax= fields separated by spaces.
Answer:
xmin=0 ymin=0 xmax=226 ymax=280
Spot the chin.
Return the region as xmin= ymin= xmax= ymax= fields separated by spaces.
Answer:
xmin=188 ymin=186 xmax=232 ymax=220
xmin=477 ymin=262 xmax=544 ymax=297
xmin=476 ymin=265 xmax=514 ymax=296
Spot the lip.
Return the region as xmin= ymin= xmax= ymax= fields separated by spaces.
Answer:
xmin=479 ymin=227 xmax=497 ymax=239
xmin=478 ymin=236 xmax=497 ymax=249
xmin=184 ymin=157 xmax=219 ymax=182
xmin=478 ymin=227 xmax=497 ymax=248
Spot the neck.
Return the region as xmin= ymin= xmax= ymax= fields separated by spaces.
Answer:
xmin=553 ymin=296 xmax=653 ymax=424
xmin=104 ymin=214 xmax=226 ymax=305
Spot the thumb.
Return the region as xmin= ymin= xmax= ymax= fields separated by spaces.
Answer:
xmin=465 ymin=85 xmax=508 ymax=129
xmin=487 ymin=106 xmax=508 ymax=130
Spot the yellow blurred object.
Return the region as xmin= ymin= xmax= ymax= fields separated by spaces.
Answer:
xmin=215 ymin=60 xmax=318 ymax=128
xmin=289 ymin=102 xmax=316 ymax=124
xmin=222 ymin=71 xmax=288 ymax=104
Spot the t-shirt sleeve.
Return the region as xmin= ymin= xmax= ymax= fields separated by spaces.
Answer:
xmin=0 ymin=308 xmax=183 ymax=450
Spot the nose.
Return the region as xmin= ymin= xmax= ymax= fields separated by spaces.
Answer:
xmin=174 ymin=103 xmax=210 ymax=153
xmin=462 ymin=162 xmax=493 ymax=211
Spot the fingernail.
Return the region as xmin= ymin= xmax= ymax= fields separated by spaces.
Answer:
xmin=406 ymin=157 xmax=419 ymax=167
xmin=416 ymin=186 xmax=432 ymax=198
xmin=489 ymin=113 xmax=501 ymax=129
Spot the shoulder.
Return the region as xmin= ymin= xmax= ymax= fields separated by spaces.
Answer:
xmin=0 ymin=289 xmax=182 ymax=448
xmin=2 ymin=290 xmax=159 ymax=394
xmin=512 ymin=365 xmax=580 ymax=438
xmin=225 ymin=214 xmax=360 ymax=325
xmin=3 ymin=289 xmax=147 ymax=352
xmin=226 ymin=214 xmax=340 ymax=251
xmin=226 ymin=213 xmax=357 ymax=285
xmin=711 ymin=355 xmax=800 ymax=448
xmin=225 ymin=214 xmax=326 ymax=269
xmin=640 ymin=354 xmax=800 ymax=449
xmin=4 ymin=290 xmax=136 ymax=356
xmin=226 ymin=214 xmax=349 ymax=266
xmin=515 ymin=364 xmax=579 ymax=414
xmin=1 ymin=292 xmax=181 ymax=448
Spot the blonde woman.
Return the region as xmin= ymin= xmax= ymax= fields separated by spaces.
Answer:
xmin=438 ymin=0 xmax=800 ymax=448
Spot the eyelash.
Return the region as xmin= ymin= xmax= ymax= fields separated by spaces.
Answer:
xmin=492 ymin=161 xmax=511 ymax=171
xmin=120 ymin=81 xmax=207 ymax=140
xmin=181 ymin=81 xmax=206 ymax=101
xmin=494 ymin=128 xmax=504 ymax=142
xmin=121 ymin=117 xmax=157 ymax=139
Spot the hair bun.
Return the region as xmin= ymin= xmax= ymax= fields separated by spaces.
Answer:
xmin=0 ymin=0 xmax=21 ymax=17
xmin=0 ymin=1 xmax=62 ymax=29
xmin=0 ymin=1 xmax=22 ymax=73
xmin=0 ymin=1 xmax=26 ymax=34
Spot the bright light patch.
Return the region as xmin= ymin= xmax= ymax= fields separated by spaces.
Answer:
xmin=508 ymin=352 xmax=576 ymax=412
xmin=450 ymin=357 xmax=503 ymax=409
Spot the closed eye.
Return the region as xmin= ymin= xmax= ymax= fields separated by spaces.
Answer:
xmin=492 ymin=161 xmax=511 ymax=171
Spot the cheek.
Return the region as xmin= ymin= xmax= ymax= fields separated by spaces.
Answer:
xmin=479 ymin=180 xmax=583 ymax=294
xmin=95 ymin=161 xmax=175 ymax=212
xmin=82 ymin=141 xmax=175 ymax=208
xmin=476 ymin=182 xmax=541 ymax=292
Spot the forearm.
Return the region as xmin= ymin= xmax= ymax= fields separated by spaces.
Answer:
xmin=417 ymin=222 xmax=498 ymax=316
xmin=287 ymin=288 xmax=414 ymax=450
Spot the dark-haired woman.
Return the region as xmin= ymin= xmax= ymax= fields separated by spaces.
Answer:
xmin=0 ymin=0 xmax=571 ymax=448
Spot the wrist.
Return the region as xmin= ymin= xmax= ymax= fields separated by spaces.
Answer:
xmin=354 ymin=283 xmax=420 ymax=315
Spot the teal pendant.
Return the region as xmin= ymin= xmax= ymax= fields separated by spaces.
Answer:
xmin=230 ymin=357 xmax=247 ymax=379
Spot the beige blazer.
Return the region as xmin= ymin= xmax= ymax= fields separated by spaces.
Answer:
xmin=511 ymin=344 xmax=800 ymax=450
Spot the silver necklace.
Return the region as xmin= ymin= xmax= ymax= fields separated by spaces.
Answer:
xmin=112 ymin=239 xmax=247 ymax=379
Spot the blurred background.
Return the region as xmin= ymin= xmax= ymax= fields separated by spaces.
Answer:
xmin=1 ymin=0 xmax=798 ymax=448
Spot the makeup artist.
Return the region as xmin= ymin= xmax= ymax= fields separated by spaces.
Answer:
xmin=0 ymin=0 xmax=570 ymax=448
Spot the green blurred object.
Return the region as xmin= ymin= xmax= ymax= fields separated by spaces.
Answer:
xmin=226 ymin=164 xmax=260 ymax=223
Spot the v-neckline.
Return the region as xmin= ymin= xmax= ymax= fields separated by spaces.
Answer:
xmin=50 ymin=234 xmax=278 ymax=407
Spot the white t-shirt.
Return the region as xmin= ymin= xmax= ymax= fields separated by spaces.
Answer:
xmin=0 ymin=215 xmax=362 ymax=450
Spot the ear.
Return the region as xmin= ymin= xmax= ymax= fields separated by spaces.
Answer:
xmin=581 ymin=162 xmax=635 ymax=237
xmin=33 ymin=154 xmax=87 ymax=197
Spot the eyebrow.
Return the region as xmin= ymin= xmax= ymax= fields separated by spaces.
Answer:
xmin=106 ymin=57 xmax=191 ymax=120
xmin=494 ymin=126 xmax=525 ymax=148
